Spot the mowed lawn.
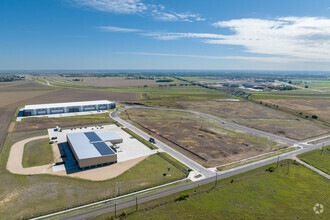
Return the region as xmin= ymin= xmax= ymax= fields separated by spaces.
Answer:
xmin=106 ymin=160 xmax=330 ymax=220
xmin=298 ymin=146 xmax=330 ymax=174
xmin=0 ymin=130 xmax=186 ymax=219
xmin=22 ymin=138 xmax=53 ymax=168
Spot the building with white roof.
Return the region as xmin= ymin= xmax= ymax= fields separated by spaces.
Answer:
xmin=67 ymin=131 xmax=123 ymax=168
xmin=23 ymin=100 xmax=115 ymax=116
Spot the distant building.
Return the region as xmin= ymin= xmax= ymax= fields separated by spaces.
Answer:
xmin=23 ymin=100 xmax=115 ymax=116
xmin=67 ymin=131 xmax=123 ymax=168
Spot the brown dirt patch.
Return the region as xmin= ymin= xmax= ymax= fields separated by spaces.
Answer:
xmin=122 ymin=109 xmax=280 ymax=167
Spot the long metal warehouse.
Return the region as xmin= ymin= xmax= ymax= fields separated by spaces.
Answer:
xmin=23 ymin=100 xmax=115 ymax=116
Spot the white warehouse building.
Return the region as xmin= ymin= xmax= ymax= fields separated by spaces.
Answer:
xmin=23 ymin=100 xmax=116 ymax=116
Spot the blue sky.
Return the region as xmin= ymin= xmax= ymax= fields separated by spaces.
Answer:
xmin=1 ymin=0 xmax=330 ymax=70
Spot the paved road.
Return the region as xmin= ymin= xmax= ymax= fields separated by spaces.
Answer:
xmin=34 ymin=106 xmax=329 ymax=220
xmin=111 ymin=109 xmax=214 ymax=178
xmin=293 ymin=157 xmax=330 ymax=179
xmin=130 ymin=106 xmax=297 ymax=145
xmin=59 ymin=139 xmax=329 ymax=220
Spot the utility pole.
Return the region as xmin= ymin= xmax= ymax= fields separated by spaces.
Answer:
xmin=215 ymin=172 xmax=218 ymax=187
xmin=114 ymin=202 xmax=117 ymax=218
xmin=136 ymin=195 xmax=138 ymax=211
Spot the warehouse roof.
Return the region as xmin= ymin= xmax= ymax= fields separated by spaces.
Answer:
xmin=67 ymin=132 xmax=118 ymax=160
xmin=25 ymin=100 xmax=114 ymax=110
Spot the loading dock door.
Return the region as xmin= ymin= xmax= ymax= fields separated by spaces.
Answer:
xmin=37 ymin=109 xmax=47 ymax=115
xmin=50 ymin=109 xmax=64 ymax=114
xmin=83 ymin=106 xmax=96 ymax=111
xmin=98 ymin=105 xmax=107 ymax=110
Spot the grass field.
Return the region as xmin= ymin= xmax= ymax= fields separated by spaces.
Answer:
xmin=14 ymin=113 xmax=116 ymax=132
xmin=96 ymin=160 xmax=330 ymax=220
xmin=22 ymin=138 xmax=53 ymax=168
xmin=0 ymin=130 xmax=186 ymax=219
xmin=298 ymin=146 xmax=330 ymax=174
xmin=256 ymin=99 xmax=330 ymax=122
xmin=121 ymin=109 xmax=281 ymax=167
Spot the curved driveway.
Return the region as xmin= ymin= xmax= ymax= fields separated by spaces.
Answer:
xmin=7 ymin=135 xmax=51 ymax=175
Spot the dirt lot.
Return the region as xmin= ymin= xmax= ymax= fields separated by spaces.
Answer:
xmin=258 ymin=99 xmax=330 ymax=122
xmin=0 ymin=81 xmax=46 ymax=88
xmin=65 ymin=77 xmax=164 ymax=87
xmin=13 ymin=113 xmax=116 ymax=132
xmin=0 ymin=108 xmax=16 ymax=151
xmin=122 ymin=109 xmax=282 ymax=167
xmin=179 ymin=101 xmax=330 ymax=140
xmin=3 ymin=89 xmax=139 ymax=108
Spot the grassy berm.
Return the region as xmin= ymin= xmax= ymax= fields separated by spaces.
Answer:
xmin=96 ymin=160 xmax=329 ymax=220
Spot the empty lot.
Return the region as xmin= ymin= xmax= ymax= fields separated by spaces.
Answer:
xmin=121 ymin=109 xmax=282 ymax=167
xmin=179 ymin=101 xmax=330 ymax=140
xmin=258 ymin=99 xmax=330 ymax=122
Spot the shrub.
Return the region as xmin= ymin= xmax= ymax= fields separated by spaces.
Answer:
xmin=311 ymin=115 xmax=318 ymax=119
xmin=266 ymin=167 xmax=275 ymax=172
xmin=176 ymin=193 xmax=190 ymax=201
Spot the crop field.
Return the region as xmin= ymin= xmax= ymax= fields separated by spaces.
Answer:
xmin=13 ymin=113 xmax=116 ymax=132
xmin=0 ymin=130 xmax=186 ymax=219
xmin=298 ymin=146 xmax=330 ymax=174
xmin=257 ymin=99 xmax=330 ymax=122
xmin=103 ymin=160 xmax=329 ymax=220
xmin=77 ymin=77 xmax=179 ymax=87
xmin=179 ymin=101 xmax=330 ymax=140
xmin=3 ymin=89 xmax=139 ymax=108
xmin=121 ymin=109 xmax=281 ymax=167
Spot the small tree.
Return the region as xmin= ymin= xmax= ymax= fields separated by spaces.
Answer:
xmin=312 ymin=115 xmax=318 ymax=119
xmin=305 ymin=85 xmax=309 ymax=88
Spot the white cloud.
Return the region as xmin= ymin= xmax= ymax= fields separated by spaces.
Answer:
xmin=114 ymin=52 xmax=308 ymax=63
xmin=142 ymin=32 xmax=224 ymax=40
xmin=151 ymin=9 xmax=205 ymax=22
xmin=211 ymin=17 xmax=330 ymax=61
xmin=72 ymin=0 xmax=147 ymax=14
xmin=70 ymin=0 xmax=204 ymax=22
xmin=98 ymin=26 xmax=141 ymax=32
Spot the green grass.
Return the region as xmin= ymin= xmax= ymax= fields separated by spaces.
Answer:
xmin=22 ymin=112 xmax=113 ymax=122
xmin=0 ymin=130 xmax=185 ymax=219
xmin=298 ymin=146 xmax=330 ymax=174
xmin=122 ymin=127 xmax=158 ymax=150
xmin=22 ymin=138 xmax=53 ymax=168
xmin=96 ymin=160 xmax=330 ymax=220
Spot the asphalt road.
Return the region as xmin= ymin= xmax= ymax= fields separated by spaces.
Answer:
xmin=37 ymin=106 xmax=329 ymax=220
xmin=131 ymin=106 xmax=297 ymax=145
xmin=111 ymin=108 xmax=214 ymax=178
xmin=60 ymin=139 xmax=329 ymax=220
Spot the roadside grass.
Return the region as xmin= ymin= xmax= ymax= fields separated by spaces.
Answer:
xmin=22 ymin=138 xmax=53 ymax=168
xmin=298 ymin=146 xmax=330 ymax=174
xmin=0 ymin=130 xmax=185 ymax=219
xmin=95 ymin=160 xmax=329 ymax=220
xmin=122 ymin=127 xmax=158 ymax=150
